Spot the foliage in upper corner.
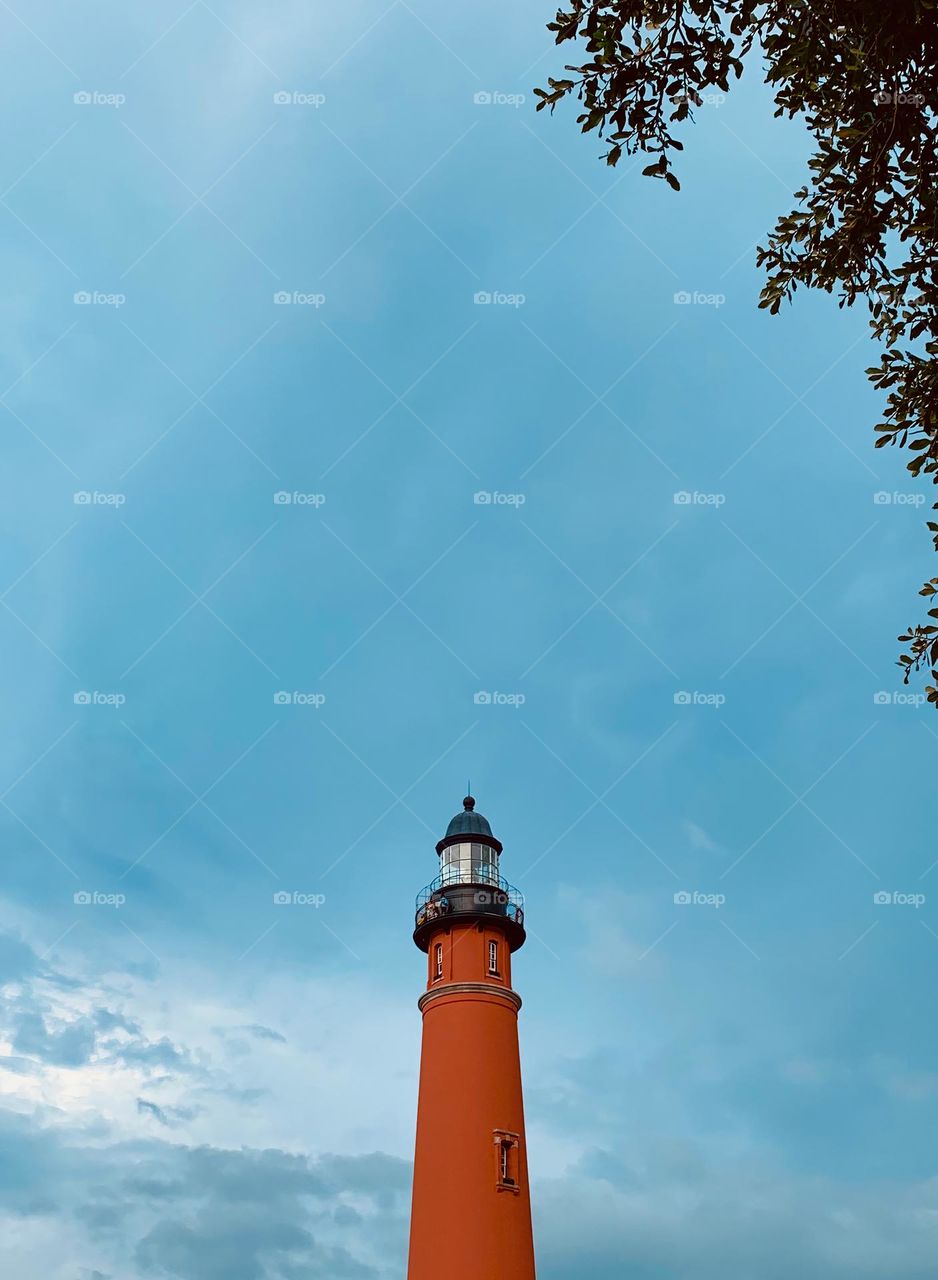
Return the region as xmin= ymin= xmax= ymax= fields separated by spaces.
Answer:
xmin=536 ymin=1 xmax=938 ymax=703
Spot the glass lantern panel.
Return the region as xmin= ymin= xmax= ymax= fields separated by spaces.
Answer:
xmin=440 ymin=841 xmax=499 ymax=886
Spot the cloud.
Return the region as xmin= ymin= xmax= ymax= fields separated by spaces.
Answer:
xmin=0 ymin=1107 xmax=407 ymax=1280
xmin=134 ymin=1211 xmax=377 ymax=1280
xmin=11 ymin=1010 xmax=97 ymax=1067
xmin=115 ymin=1036 xmax=201 ymax=1074
xmin=1 ymin=907 xmax=938 ymax=1280
xmin=0 ymin=931 xmax=40 ymax=984
xmin=136 ymin=1099 xmax=203 ymax=1129
xmin=211 ymin=1023 xmax=288 ymax=1053
xmin=0 ymin=922 xmax=417 ymax=1277
xmin=230 ymin=1024 xmax=287 ymax=1043
xmin=534 ymin=1162 xmax=938 ymax=1280
xmin=682 ymin=818 xmax=721 ymax=853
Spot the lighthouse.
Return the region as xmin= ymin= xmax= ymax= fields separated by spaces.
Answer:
xmin=407 ymin=795 xmax=537 ymax=1279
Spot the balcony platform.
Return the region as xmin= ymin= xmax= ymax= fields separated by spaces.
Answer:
xmin=413 ymin=871 xmax=526 ymax=953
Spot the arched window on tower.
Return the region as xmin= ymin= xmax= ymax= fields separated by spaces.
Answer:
xmin=488 ymin=939 xmax=499 ymax=976
xmin=434 ymin=943 xmax=444 ymax=980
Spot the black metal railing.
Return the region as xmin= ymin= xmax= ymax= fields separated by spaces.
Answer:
xmin=415 ymin=873 xmax=524 ymax=930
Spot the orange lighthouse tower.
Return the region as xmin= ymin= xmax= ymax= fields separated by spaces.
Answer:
xmin=407 ymin=795 xmax=536 ymax=1280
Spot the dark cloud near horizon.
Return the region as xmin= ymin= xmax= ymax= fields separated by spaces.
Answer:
xmin=0 ymin=1108 xmax=408 ymax=1278
xmin=2 ymin=1101 xmax=938 ymax=1279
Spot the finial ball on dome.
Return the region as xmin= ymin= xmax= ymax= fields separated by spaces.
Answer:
xmin=463 ymin=795 xmax=475 ymax=810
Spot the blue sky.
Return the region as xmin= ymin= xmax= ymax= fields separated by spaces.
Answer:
xmin=1 ymin=2 xmax=936 ymax=1277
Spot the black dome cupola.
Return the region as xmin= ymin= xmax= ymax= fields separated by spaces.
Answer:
xmin=436 ymin=795 xmax=503 ymax=855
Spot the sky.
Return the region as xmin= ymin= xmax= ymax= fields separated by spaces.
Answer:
xmin=0 ymin=2 xmax=936 ymax=1278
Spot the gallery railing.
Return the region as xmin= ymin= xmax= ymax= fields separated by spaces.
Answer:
xmin=415 ymin=873 xmax=524 ymax=930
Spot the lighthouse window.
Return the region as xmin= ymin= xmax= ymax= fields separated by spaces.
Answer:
xmin=434 ymin=943 xmax=444 ymax=980
xmin=494 ymin=1131 xmax=520 ymax=1192
xmin=488 ymin=940 xmax=499 ymax=975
